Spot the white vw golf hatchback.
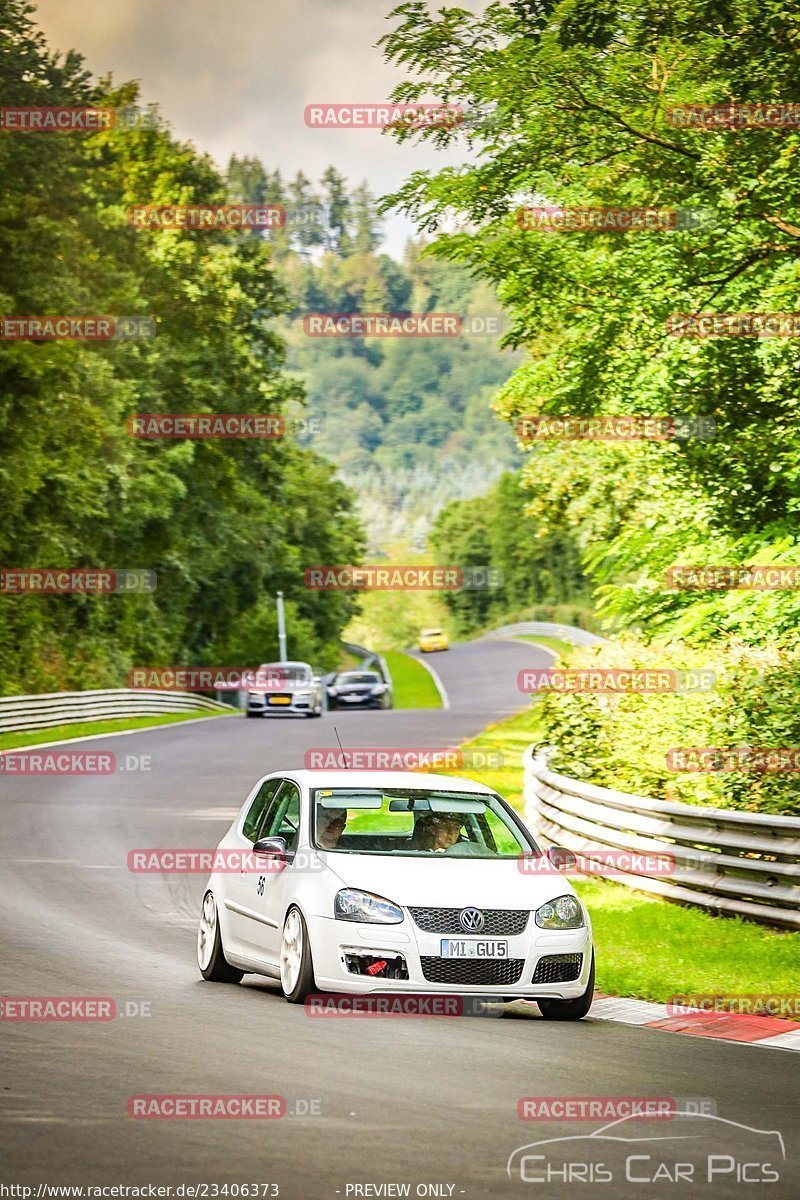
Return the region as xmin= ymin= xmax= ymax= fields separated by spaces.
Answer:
xmin=197 ymin=770 xmax=594 ymax=1019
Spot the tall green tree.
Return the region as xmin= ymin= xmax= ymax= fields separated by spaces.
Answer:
xmin=0 ymin=0 xmax=363 ymax=693
xmin=380 ymin=0 xmax=800 ymax=645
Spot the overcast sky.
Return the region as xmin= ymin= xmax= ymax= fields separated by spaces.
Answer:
xmin=33 ymin=0 xmax=484 ymax=256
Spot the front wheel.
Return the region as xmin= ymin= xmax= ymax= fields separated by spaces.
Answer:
xmin=536 ymin=952 xmax=595 ymax=1021
xmin=280 ymin=907 xmax=316 ymax=1003
xmin=197 ymin=891 xmax=244 ymax=983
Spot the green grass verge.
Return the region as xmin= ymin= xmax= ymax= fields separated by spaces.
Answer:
xmin=420 ymin=702 xmax=800 ymax=1007
xmin=383 ymin=650 xmax=442 ymax=709
xmin=574 ymin=877 xmax=800 ymax=1006
xmin=0 ymin=708 xmax=236 ymax=751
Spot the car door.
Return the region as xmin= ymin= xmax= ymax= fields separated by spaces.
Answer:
xmin=224 ymin=776 xmax=284 ymax=956
xmin=248 ymin=779 xmax=303 ymax=961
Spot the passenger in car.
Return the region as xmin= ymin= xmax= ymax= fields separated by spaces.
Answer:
xmin=316 ymin=807 xmax=347 ymax=849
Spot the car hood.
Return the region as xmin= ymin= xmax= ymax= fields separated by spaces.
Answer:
xmin=319 ymin=851 xmax=570 ymax=909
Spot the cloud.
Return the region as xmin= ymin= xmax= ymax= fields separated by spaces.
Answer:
xmin=32 ymin=0 xmax=485 ymax=254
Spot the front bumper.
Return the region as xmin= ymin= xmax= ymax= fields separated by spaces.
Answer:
xmin=247 ymin=692 xmax=316 ymax=715
xmin=329 ymin=692 xmax=382 ymax=707
xmin=307 ymin=913 xmax=592 ymax=1000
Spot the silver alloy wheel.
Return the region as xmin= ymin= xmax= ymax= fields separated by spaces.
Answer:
xmin=280 ymin=908 xmax=303 ymax=995
xmin=197 ymin=891 xmax=217 ymax=971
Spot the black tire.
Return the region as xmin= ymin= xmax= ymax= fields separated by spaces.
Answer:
xmin=280 ymin=907 xmax=316 ymax=1004
xmin=536 ymin=953 xmax=595 ymax=1021
xmin=246 ymin=710 xmax=260 ymax=718
xmin=197 ymin=891 xmax=244 ymax=983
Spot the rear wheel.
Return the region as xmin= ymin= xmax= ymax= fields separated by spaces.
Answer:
xmin=536 ymin=953 xmax=595 ymax=1021
xmin=280 ymin=907 xmax=316 ymax=1003
xmin=197 ymin=891 xmax=244 ymax=983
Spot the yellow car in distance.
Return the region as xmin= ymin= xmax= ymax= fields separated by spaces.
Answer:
xmin=418 ymin=627 xmax=449 ymax=653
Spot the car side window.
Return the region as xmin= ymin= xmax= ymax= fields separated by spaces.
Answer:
xmin=242 ymin=778 xmax=283 ymax=843
xmin=260 ymin=781 xmax=302 ymax=852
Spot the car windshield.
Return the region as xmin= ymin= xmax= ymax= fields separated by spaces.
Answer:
xmin=424 ymin=629 xmax=443 ymax=637
xmin=339 ymin=673 xmax=379 ymax=684
xmin=311 ymin=787 xmax=534 ymax=857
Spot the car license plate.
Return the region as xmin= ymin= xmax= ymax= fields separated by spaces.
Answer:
xmin=268 ymin=696 xmax=291 ymax=705
xmin=440 ymin=939 xmax=508 ymax=959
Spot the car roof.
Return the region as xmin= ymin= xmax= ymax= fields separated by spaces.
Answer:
xmin=278 ymin=769 xmax=495 ymax=794
xmin=259 ymin=660 xmax=311 ymax=670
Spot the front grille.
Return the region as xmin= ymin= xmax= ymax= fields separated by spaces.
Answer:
xmin=532 ymin=953 xmax=583 ymax=985
xmin=409 ymin=907 xmax=529 ymax=936
xmin=420 ymin=957 xmax=525 ymax=986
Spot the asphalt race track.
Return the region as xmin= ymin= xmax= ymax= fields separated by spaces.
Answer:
xmin=0 ymin=638 xmax=797 ymax=1199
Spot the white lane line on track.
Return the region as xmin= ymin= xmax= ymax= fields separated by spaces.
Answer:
xmin=411 ymin=653 xmax=450 ymax=709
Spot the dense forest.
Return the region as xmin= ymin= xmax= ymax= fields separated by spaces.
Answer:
xmin=226 ymin=157 xmax=521 ymax=547
xmin=0 ymin=0 xmax=363 ymax=692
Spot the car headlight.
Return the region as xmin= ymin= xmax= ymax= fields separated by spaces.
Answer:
xmin=334 ymin=889 xmax=403 ymax=924
xmin=296 ymin=691 xmax=314 ymax=700
xmin=370 ymin=684 xmax=386 ymax=694
xmin=248 ymin=691 xmax=265 ymax=697
xmin=535 ymin=894 xmax=583 ymax=929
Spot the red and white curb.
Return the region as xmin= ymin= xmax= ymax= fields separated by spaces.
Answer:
xmin=587 ymin=994 xmax=800 ymax=1052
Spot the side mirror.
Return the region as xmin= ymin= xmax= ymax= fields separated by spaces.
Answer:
xmin=547 ymin=845 xmax=577 ymax=871
xmin=253 ymin=836 xmax=288 ymax=858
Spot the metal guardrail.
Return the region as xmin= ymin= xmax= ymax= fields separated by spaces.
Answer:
xmin=0 ymin=689 xmax=235 ymax=734
xmin=523 ymin=744 xmax=800 ymax=930
xmin=483 ymin=621 xmax=605 ymax=648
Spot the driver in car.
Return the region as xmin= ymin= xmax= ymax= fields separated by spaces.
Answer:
xmin=411 ymin=813 xmax=465 ymax=853
xmin=316 ymin=806 xmax=347 ymax=849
